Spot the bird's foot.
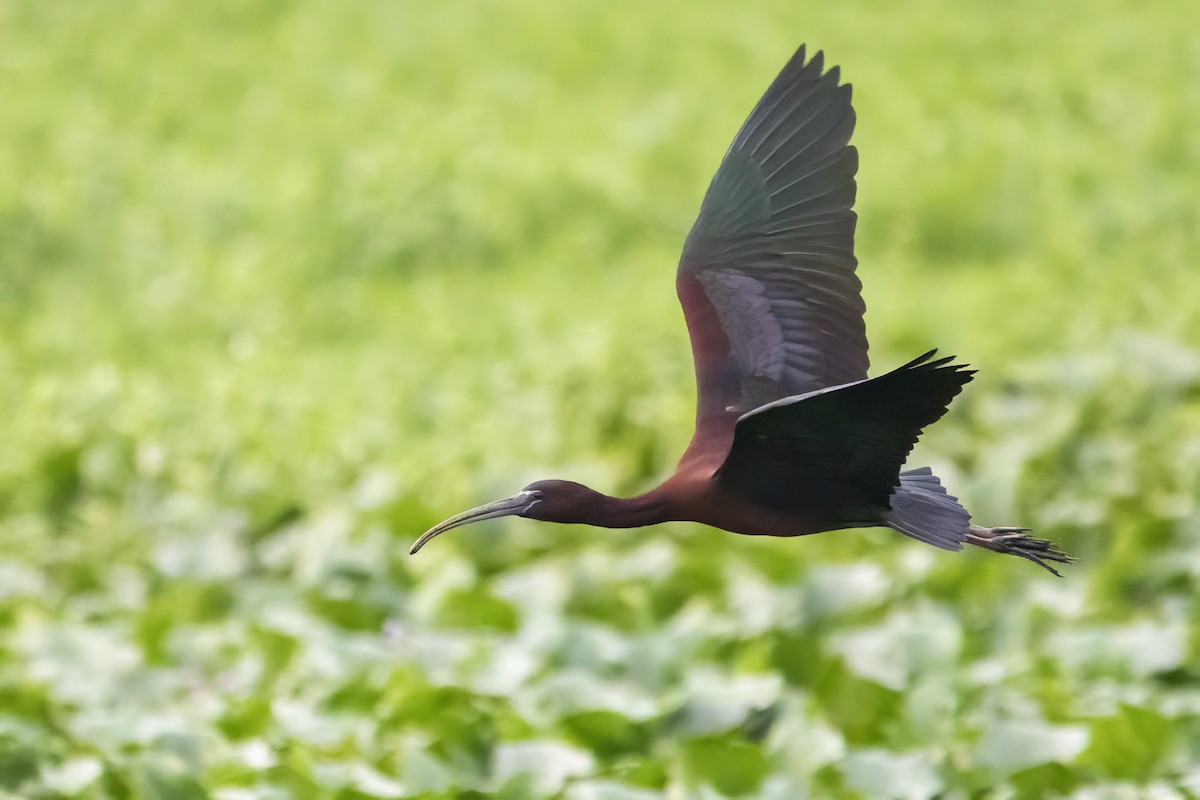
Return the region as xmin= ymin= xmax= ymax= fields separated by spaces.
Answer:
xmin=966 ymin=524 xmax=1074 ymax=577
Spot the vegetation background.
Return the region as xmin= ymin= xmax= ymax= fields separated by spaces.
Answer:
xmin=2 ymin=0 xmax=1199 ymax=797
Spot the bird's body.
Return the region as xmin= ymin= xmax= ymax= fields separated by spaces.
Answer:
xmin=413 ymin=46 xmax=1072 ymax=575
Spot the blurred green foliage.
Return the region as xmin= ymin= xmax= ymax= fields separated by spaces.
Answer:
xmin=2 ymin=0 xmax=1200 ymax=797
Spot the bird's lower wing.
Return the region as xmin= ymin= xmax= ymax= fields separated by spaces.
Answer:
xmin=714 ymin=351 xmax=974 ymax=520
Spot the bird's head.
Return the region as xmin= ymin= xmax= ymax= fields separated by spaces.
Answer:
xmin=409 ymin=479 xmax=603 ymax=554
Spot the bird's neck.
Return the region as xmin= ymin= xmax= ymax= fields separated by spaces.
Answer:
xmin=586 ymin=488 xmax=673 ymax=529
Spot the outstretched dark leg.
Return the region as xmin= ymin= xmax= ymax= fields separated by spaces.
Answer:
xmin=966 ymin=524 xmax=1074 ymax=577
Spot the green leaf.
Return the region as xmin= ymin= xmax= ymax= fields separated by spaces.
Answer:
xmin=435 ymin=589 xmax=519 ymax=632
xmin=1079 ymin=704 xmax=1174 ymax=781
xmin=1007 ymin=763 xmax=1081 ymax=799
xmin=560 ymin=710 xmax=650 ymax=760
xmin=217 ymin=696 xmax=273 ymax=740
xmin=814 ymin=659 xmax=904 ymax=746
xmin=680 ymin=734 xmax=767 ymax=796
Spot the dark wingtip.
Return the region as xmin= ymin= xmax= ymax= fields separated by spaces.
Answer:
xmin=902 ymin=349 xmax=975 ymax=375
xmin=928 ymin=355 xmax=958 ymax=369
xmin=844 ymin=144 xmax=859 ymax=164
xmin=903 ymin=349 xmax=940 ymax=368
xmin=809 ymin=49 xmax=825 ymax=75
xmin=781 ymin=44 xmax=809 ymax=79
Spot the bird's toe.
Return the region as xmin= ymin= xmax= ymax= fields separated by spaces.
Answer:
xmin=966 ymin=524 xmax=1074 ymax=577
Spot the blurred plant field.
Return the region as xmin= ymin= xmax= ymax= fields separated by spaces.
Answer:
xmin=3 ymin=0 xmax=1200 ymax=797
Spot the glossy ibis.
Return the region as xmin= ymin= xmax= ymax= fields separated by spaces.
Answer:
xmin=412 ymin=46 xmax=1072 ymax=575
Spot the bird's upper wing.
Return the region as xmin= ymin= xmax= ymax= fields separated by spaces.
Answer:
xmin=677 ymin=46 xmax=865 ymax=445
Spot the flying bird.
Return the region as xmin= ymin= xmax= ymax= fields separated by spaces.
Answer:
xmin=412 ymin=46 xmax=1072 ymax=575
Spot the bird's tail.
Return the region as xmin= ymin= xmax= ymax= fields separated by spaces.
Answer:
xmin=884 ymin=467 xmax=969 ymax=551
xmin=886 ymin=467 xmax=1074 ymax=575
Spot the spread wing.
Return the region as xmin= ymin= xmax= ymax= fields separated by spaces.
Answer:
xmin=677 ymin=46 xmax=866 ymax=444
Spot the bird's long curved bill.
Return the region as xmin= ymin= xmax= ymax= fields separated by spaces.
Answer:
xmin=410 ymin=493 xmax=532 ymax=555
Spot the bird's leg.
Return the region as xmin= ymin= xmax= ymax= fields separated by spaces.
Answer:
xmin=965 ymin=524 xmax=1074 ymax=577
